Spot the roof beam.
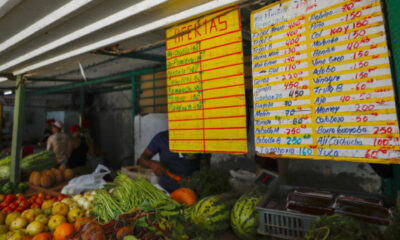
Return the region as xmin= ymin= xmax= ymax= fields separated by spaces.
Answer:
xmin=13 ymin=0 xmax=241 ymax=75
xmin=0 ymin=0 xmax=22 ymax=19
xmin=30 ymin=66 xmax=166 ymax=95
xmin=93 ymin=50 xmax=166 ymax=62
xmin=0 ymin=0 xmax=168 ymax=73
xmin=0 ymin=0 xmax=94 ymax=54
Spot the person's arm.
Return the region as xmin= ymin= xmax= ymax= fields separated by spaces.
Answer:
xmin=137 ymin=148 xmax=165 ymax=176
xmin=46 ymin=136 xmax=53 ymax=151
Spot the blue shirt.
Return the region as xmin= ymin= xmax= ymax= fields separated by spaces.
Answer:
xmin=147 ymin=130 xmax=210 ymax=176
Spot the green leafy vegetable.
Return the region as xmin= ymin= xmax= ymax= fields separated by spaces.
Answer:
xmin=181 ymin=169 xmax=231 ymax=198
xmin=305 ymin=214 xmax=383 ymax=240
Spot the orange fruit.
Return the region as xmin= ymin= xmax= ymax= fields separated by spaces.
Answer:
xmin=33 ymin=233 xmax=52 ymax=240
xmin=54 ymin=223 xmax=74 ymax=240
xmin=74 ymin=217 xmax=92 ymax=232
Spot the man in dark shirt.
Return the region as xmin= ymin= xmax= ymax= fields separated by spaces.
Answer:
xmin=138 ymin=130 xmax=211 ymax=192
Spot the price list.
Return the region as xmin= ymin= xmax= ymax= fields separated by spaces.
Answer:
xmin=166 ymin=7 xmax=248 ymax=153
xmin=251 ymin=0 xmax=400 ymax=163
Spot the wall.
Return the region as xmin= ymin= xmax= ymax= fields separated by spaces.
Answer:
xmin=89 ymin=90 xmax=134 ymax=169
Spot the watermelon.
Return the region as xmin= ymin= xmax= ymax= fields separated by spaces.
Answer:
xmin=190 ymin=192 xmax=238 ymax=231
xmin=231 ymin=189 xmax=266 ymax=240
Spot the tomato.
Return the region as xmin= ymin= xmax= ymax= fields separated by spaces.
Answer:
xmin=38 ymin=193 xmax=45 ymax=199
xmin=35 ymin=198 xmax=43 ymax=205
xmin=5 ymin=194 xmax=15 ymax=202
xmin=9 ymin=202 xmax=18 ymax=209
xmin=32 ymin=194 xmax=38 ymax=200
xmin=15 ymin=208 xmax=22 ymax=213
xmin=53 ymin=197 xmax=58 ymax=202
xmin=16 ymin=193 xmax=23 ymax=198
xmin=46 ymin=194 xmax=53 ymax=200
xmin=15 ymin=199 xmax=22 ymax=205
xmin=20 ymin=200 xmax=28 ymax=208
xmin=27 ymin=198 xmax=34 ymax=205
xmin=2 ymin=207 xmax=10 ymax=214
xmin=58 ymin=194 xmax=67 ymax=201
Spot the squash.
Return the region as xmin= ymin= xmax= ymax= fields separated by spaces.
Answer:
xmin=40 ymin=175 xmax=53 ymax=188
xmin=170 ymin=188 xmax=197 ymax=205
xmin=64 ymin=169 xmax=74 ymax=181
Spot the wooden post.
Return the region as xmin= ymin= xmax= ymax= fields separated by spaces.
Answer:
xmin=10 ymin=75 xmax=26 ymax=183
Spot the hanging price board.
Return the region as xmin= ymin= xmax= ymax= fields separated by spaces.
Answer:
xmin=251 ymin=0 xmax=400 ymax=163
xmin=166 ymin=7 xmax=248 ymax=153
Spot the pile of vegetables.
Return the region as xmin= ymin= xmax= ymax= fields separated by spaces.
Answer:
xmin=93 ymin=174 xmax=177 ymax=223
xmin=305 ymin=214 xmax=383 ymax=240
xmin=29 ymin=163 xmax=74 ymax=189
xmin=0 ymin=151 xmax=57 ymax=181
xmin=0 ymin=193 xmax=65 ymax=214
xmin=0 ymin=182 xmax=28 ymax=195
xmin=181 ymin=169 xmax=231 ymax=199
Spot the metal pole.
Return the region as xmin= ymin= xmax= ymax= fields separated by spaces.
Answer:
xmin=131 ymin=76 xmax=136 ymax=165
xmin=10 ymin=75 xmax=26 ymax=183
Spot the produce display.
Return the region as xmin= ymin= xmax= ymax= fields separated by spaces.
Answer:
xmin=190 ymin=192 xmax=238 ymax=232
xmin=231 ymin=189 xmax=265 ymax=240
xmin=29 ymin=164 xmax=74 ymax=189
xmin=170 ymin=188 xmax=197 ymax=205
xmin=0 ymin=152 xmax=57 ymax=181
xmin=93 ymin=174 xmax=177 ymax=223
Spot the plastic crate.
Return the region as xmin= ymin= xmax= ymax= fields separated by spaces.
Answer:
xmin=257 ymin=185 xmax=317 ymax=239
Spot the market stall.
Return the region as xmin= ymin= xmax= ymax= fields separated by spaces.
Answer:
xmin=1 ymin=0 xmax=400 ymax=239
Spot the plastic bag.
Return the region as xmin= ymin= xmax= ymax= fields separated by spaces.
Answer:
xmin=61 ymin=164 xmax=110 ymax=195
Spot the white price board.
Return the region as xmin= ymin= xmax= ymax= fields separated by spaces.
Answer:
xmin=251 ymin=0 xmax=400 ymax=163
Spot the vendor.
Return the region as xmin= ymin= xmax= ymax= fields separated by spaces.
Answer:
xmin=47 ymin=121 xmax=71 ymax=164
xmin=39 ymin=119 xmax=54 ymax=146
xmin=68 ymin=125 xmax=89 ymax=168
xmin=138 ymin=130 xmax=211 ymax=193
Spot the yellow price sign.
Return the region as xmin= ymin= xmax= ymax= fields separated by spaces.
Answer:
xmin=166 ymin=6 xmax=247 ymax=154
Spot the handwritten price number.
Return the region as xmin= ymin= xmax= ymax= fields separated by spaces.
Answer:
xmin=284 ymin=56 xmax=296 ymax=63
xmin=347 ymin=37 xmax=370 ymax=50
xmin=285 ymin=109 xmax=296 ymax=116
xmin=284 ymin=47 xmax=296 ymax=54
xmin=356 ymin=72 xmax=368 ymax=79
xmin=284 ymin=81 xmax=299 ymax=89
xmin=287 ymin=137 xmax=302 ymax=145
xmin=374 ymin=138 xmax=390 ymax=146
xmin=300 ymin=148 xmax=313 ymax=156
xmin=282 ymin=72 xmax=303 ymax=81
xmin=365 ymin=149 xmax=388 ymax=159
xmin=356 ymin=116 xmax=368 ymax=122
xmin=353 ymin=60 xmax=369 ymax=69
xmin=286 ymin=29 xmax=299 ymax=37
xmin=286 ymin=128 xmax=300 ymax=135
xmin=286 ymin=37 xmax=300 ymax=46
xmin=353 ymin=50 xmax=369 ymax=59
xmin=374 ymin=127 xmax=393 ymax=134
xmin=293 ymin=118 xmax=304 ymax=125
xmin=345 ymin=10 xmax=362 ymax=21
xmin=289 ymin=89 xmax=304 ymax=98
xmin=285 ymin=64 xmax=297 ymax=71
xmin=356 ymin=104 xmax=375 ymax=112
xmin=359 ymin=93 xmax=372 ymax=100
xmin=340 ymin=96 xmax=350 ymax=102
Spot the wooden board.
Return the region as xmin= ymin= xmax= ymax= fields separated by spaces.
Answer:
xmin=251 ymin=0 xmax=400 ymax=163
xmin=166 ymin=6 xmax=248 ymax=154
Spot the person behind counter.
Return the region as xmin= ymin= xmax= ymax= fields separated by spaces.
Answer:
xmin=38 ymin=119 xmax=55 ymax=146
xmin=68 ymin=125 xmax=89 ymax=168
xmin=47 ymin=121 xmax=71 ymax=165
xmin=138 ymin=130 xmax=211 ymax=193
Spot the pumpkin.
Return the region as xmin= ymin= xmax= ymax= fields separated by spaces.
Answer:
xmin=33 ymin=233 xmax=52 ymax=240
xmin=54 ymin=223 xmax=74 ymax=240
xmin=74 ymin=217 xmax=93 ymax=232
xmin=170 ymin=188 xmax=197 ymax=205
